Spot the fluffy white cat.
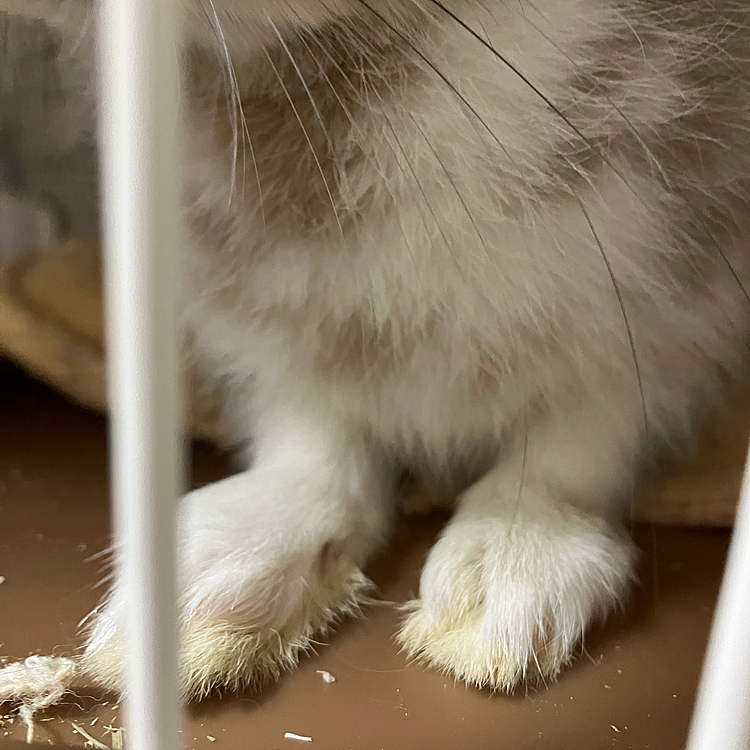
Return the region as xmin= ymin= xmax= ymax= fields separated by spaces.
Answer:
xmin=2 ymin=0 xmax=749 ymax=697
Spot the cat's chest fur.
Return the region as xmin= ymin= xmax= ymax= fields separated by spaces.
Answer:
xmin=179 ymin=0 xmax=750 ymax=453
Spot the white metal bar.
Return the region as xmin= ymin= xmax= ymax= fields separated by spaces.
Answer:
xmin=97 ymin=0 xmax=183 ymax=747
xmin=686 ymin=443 xmax=750 ymax=750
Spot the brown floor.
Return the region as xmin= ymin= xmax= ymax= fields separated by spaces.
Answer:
xmin=0 ymin=364 xmax=729 ymax=749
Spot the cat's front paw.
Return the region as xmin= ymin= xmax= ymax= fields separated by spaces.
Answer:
xmin=80 ymin=468 xmax=378 ymax=700
xmin=398 ymin=501 xmax=634 ymax=691
xmin=82 ymin=553 xmax=370 ymax=700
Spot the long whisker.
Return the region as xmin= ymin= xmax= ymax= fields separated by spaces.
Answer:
xmin=296 ymin=19 xmax=433 ymax=305
xmin=294 ymin=26 xmax=425 ymax=258
xmin=262 ymin=47 xmax=346 ymax=239
xmin=352 ymin=0 xmax=519 ymax=168
xmin=575 ymin=196 xmax=649 ymax=435
xmin=406 ymin=111 xmax=493 ymax=265
xmin=504 ymin=0 xmax=750 ymax=306
xmin=419 ymin=0 xmax=594 ymax=150
xmin=378 ymin=113 xmax=456 ymax=262
xmin=267 ymin=16 xmax=334 ymax=151
xmin=309 ymin=11 xmax=441 ymax=259
xmin=205 ymin=0 xmax=240 ymax=206
xmin=315 ymin=15 xmax=454 ymax=255
xmin=206 ymin=0 xmax=266 ymax=223
xmin=294 ymin=25 xmax=390 ymax=183
xmin=506 ymin=417 xmax=529 ymax=540
xmin=357 ymin=0 xmax=648 ymax=424
xmin=279 ymin=22 xmax=387 ymax=358
xmin=405 ymin=0 xmax=746 ymax=432
xmin=236 ymin=95 xmax=266 ymax=226
xmin=434 ymin=0 xmax=750 ymax=305
xmin=324 ymin=18 xmax=477 ymax=287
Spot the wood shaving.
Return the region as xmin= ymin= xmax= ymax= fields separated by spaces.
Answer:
xmin=0 ymin=654 xmax=78 ymax=739
xmin=316 ymin=670 xmax=336 ymax=683
xmin=285 ymin=732 xmax=313 ymax=742
xmin=104 ymin=724 xmax=124 ymax=749
xmin=72 ymin=722 xmax=109 ymax=749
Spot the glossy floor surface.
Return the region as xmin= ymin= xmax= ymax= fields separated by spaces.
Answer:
xmin=0 ymin=366 xmax=729 ymax=749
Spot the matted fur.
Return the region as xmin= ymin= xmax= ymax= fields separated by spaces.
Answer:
xmin=2 ymin=0 xmax=750 ymax=697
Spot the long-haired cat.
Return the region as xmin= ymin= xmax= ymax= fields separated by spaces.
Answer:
xmin=3 ymin=0 xmax=749 ymax=697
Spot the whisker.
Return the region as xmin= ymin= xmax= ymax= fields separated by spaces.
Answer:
xmin=419 ymin=0 xmax=594 ymax=150
xmin=204 ymin=2 xmax=239 ymax=206
xmin=354 ymin=0 xmax=648 ymax=409
xmin=278 ymin=20 xmax=384 ymax=363
xmin=237 ymin=94 xmax=266 ymax=226
xmin=375 ymin=108 xmax=450 ymax=299
xmin=206 ymin=0 xmax=266 ymax=223
xmin=337 ymin=32 xmax=483 ymax=292
xmin=301 ymin=13 xmax=441 ymax=302
xmin=401 ymin=0 xmax=749 ymax=432
xmin=406 ymin=111 xmax=492 ymax=266
xmin=352 ymin=0 xmax=519 ymax=168
xmin=262 ymin=46 xmax=346 ymax=239
xmin=267 ymin=16 xmax=334 ymax=151
xmin=503 ymin=0 xmax=750 ymax=305
xmin=344 ymin=0 xmax=551 ymax=288
xmin=505 ymin=416 xmax=528 ymax=540
xmin=575 ymin=196 xmax=649 ymax=436
xmin=416 ymin=0 xmax=644 ymax=197
xmin=293 ymin=23 xmax=429 ymax=312
xmin=294 ymin=25 xmax=391 ymax=184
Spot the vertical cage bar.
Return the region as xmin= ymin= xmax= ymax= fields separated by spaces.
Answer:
xmin=686 ymin=443 xmax=750 ymax=750
xmin=97 ymin=0 xmax=183 ymax=747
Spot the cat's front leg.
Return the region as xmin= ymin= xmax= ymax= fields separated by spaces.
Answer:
xmin=399 ymin=394 xmax=639 ymax=690
xmin=82 ymin=403 xmax=395 ymax=699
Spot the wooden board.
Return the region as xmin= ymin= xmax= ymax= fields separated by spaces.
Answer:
xmin=0 ymin=241 xmax=226 ymax=446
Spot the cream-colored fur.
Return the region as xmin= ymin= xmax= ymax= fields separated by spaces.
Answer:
xmin=3 ymin=0 xmax=750 ymax=696
xmin=83 ymin=558 xmax=372 ymax=699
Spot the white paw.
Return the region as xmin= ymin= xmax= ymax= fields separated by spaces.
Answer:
xmin=81 ymin=466 xmax=384 ymax=699
xmin=398 ymin=497 xmax=634 ymax=691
